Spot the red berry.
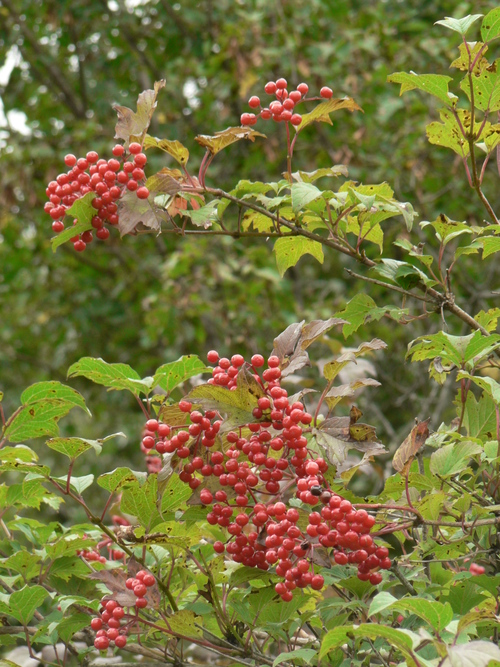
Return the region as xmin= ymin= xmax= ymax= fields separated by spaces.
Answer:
xmin=135 ymin=597 xmax=148 ymax=608
xmin=96 ymin=227 xmax=110 ymax=240
xmin=129 ymin=142 xmax=142 ymax=154
xmin=264 ymin=81 xmax=277 ymax=94
xmin=94 ymin=637 xmax=110 ymax=650
xmin=241 ymin=113 xmax=256 ymax=126
xmin=86 ymin=151 xmax=99 ymax=163
xmin=179 ymin=400 xmax=192 ymax=412
xmin=311 ymin=574 xmax=324 ymax=590
xmin=297 ymin=83 xmax=309 ymax=95
xmin=91 ymin=617 xmax=103 ymax=630
xmin=133 ymin=583 xmax=147 ymax=597
xmin=290 ymin=114 xmax=302 ymax=126
xmin=260 ymin=108 xmax=272 ymax=120
xmin=112 ymin=144 xmax=124 ymax=156
xmin=320 ymin=86 xmax=333 ymax=99
xmin=133 ymin=153 xmax=147 ymax=167
xmin=251 ymin=354 xmax=265 ymax=367
xmin=64 ymin=154 xmax=77 ymax=167
xmin=136 ymin=186 xmax=149 ymax=199
xmin=276 ymin=78 xmax=287 ymax=89
xmin=143 ymin=573 xmax=156 ymax=587
xmin=289 ymin=91 xmax=302 ymax=103
xmin=127 ymin=180 xmax=138 ymax=191
xmin=248 ymin=96 xmax=260 ymax=108
xmin=52 ymin=220 xmax=64 ymax=233
xmin=73 ymin=240 xmax=86 ymax=252
xmin=114 ymin=635 xmax=127 ymax=648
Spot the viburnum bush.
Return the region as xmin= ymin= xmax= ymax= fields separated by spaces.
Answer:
xmin=3 ymin=10 xmax=500 ymax=667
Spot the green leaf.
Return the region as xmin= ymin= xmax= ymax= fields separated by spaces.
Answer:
xmin=160 ymin=473 xmax=193 ymax=513
xmin=51 ymin=192 xmax=96 ymax=251
xmin=430 ymin=440 xmax=482 ymax=475
xmin=477 ymin=235 xmax=500 ymax=258
xmin=387 ymin=71 xmax=458 ymax=106
xmin=295 ymin=97 xmax=362 ymax=132
xmin=67 ymin=357 xmax=151 ymax=395
xmin=183 ymin=201 xmax=220 ymax=228
xmin=121 ymin=474 xmax=161 ymax=528
xmin=162 ymin=609 xmax=203 ymax=637
xmin=392 ymin=598 xmax=453 ymax=632
xmin=195 ymin=126 xmax=265 ymax=155
xmin=482 ymin=8 xmax=500 ymax=42
xmin=334 ymin=294 xmax=404 ymax=338
xmin=273 ymin=648 xmax=317 ymax=666
xmin=460 ymin=59 xmax=500 ymax=112
xmin=258 ymin=594 xmax=308 ymax=627
xmin=54 ymin=473 xmax=94 ymax=495
xmin=97 ymin=467 xmax=148 ymax=492
xmin=3 ymin=382 xmax=90 ymax=443
xmin=2 ymin=552 xmax=42 ymax=580
xmin=421 ymin=214 xmax=472 ymax=245
xmin=153 ymin=355 xmax=211 ymax=394
xmin=143 ymin=134 xmax=189 ymax=165
xmin=187 ymin=366 xmax=264 ymax=431
xmin=273 ymin=236 xmax=324 ymax=277
xmin=463 ymin=392 xmax=497 ymax=439
xmin=291 ymin=165 xmax=348 ymax=183
xmin=352 ymin=624 xmax=414 ymax=657
xmin=46 ymin=436 xmax=103 ymax=459
xmin=426 ymin=108 xmax=471 ymax=158
xmin=368 ymin=591 xmax=398 ymax=616
xmin=319 ymin=626 xmax=352 ymax=659
xmin=57 ymin=612 xmax=92 ymax=643
xmin=458 ymin=371 xmax=500 ymax=405
xmin=9 ymin=585 xmax=49 ymax=625
xmin=475 ymin=307 xmax=500 ymax=333
xmin=435 ymin=14 xmax=483 ymax=36
xmin=291 ymin=182 xmax=323 ymax=213
xmin=113 ymin=80 xmax=165 ymax=144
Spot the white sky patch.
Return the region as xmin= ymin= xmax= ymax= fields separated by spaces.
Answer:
xmin=0 ymin=45 xmax=31 ymax=139
xmin=183 ymin=77 xmax=200 ymax=109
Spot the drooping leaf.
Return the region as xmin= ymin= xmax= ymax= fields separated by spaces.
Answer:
xmin=51 ymin=192 xmax=96 ymax=251
xmin=273 ymin=648 xmax=318 ymax=666
xmin=391 ymin=598 xmax=453 ymax=632
xmin=145 ymin=170 xmax=182 ymax=195
xmin=182 ymin=200 xmax=220 ymax=228
xmin=46 ymin=433 xmax=124 ymax=459
xmin=57 ymin=612 xmax=93 ymax=643
xmin=295 ymin=97 xmax=362 ymax=132
xmin=117 ymin=188 xmax=166 ymax=236
xmin=451 ymin=42 xmax=488 ymax=72
xmin=474 ymin=307 xmax=500 ymax=332
xmin=114 ymin=80 xmax=166 ymax=144
xmin=272 ymin=318 xmax=345 ymax=376
xmin=187 ymin=366 xmax=264 ymax=431
xmin=164 ymin=609 xmax=203 ymax=637
xmin=153 ymin=355 xmax=211 ymax=394
xmin=143 ymin=134 xmax=189 ymax=165
xmin=435 ymin=14 xmax=483 ymax=36
xmin=393 ymin=419 xmax=430 ymax=474
xmin=325 ymin=378 xmax=381 ymax=410
xmin=387 ymin=71 xmax=458 ymax=106
xmin=273 ymin=236 xmax=324 ymax=277
xmin=482 ymin=8 xmax=500 ymax=42
xmin=3 ymin=382 xmax=89 ymax=443
xmin=195 ymin=126 xmax=265 ymax=155
xmin=421 ymin=214 xmax=472 ymax=245
xmin=67 ymin=357 xmax=152 ymax=395
xmin=241 ymin=211 xmax=275 ymax=232
xmin=97 ymin=467 xmax=148 ymax=492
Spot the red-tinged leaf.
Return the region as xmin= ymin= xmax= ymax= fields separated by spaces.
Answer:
xmin=393 ymin=419 xmax=430 ymax=473
xmin=113 ymin=80 xmax=166 ymax=145
xmin=88 ymin=568 xmax=137 ymax=608
xmin=117 ymin=189 xmax=167 ymax=236
xmin=295 ymin=97 xmax=362 ymax=132
xmin=195 ymin=126 xmax=266 ymax=155
xmin=143 ymin=134 xmax=189 ymax=165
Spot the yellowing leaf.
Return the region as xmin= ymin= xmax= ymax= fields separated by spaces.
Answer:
xmin=195 ymin=126 xmax=266 ymax=155
xmin=295 ymin=97 xmax=362 ymax=132
xmin=114 ymin=80 xmax=166 ymax=144
xmin=143 ymin=134 xmax=189 ymax=165
xmin=273 ymin=236 xmax=324 ymax=277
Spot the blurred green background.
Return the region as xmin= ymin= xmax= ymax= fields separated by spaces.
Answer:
xmin=1 ymin=0 xmax=500 ymax=481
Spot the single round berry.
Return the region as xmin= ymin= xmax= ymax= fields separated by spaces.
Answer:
xmin=129 ymin=142 xmax=142 ymax=154
xmin=94 ymin=636 xmax=110 ymax=650
xmin=320 ymin=86 xmax=333 ymax=99
xmin=114 ymin=635 xmax=127 ymax=648
xmin=91 ymin=617 xmax=103 ymax=630
xmin=135 ymin=597 xmax=148 ymax=608
xmin=136 ymin=186 xmax=150 ymax=199
xmin=52 ymin=220 xmax=64 ymax=233
xmin=290 ymin=114 xmax=302 ymax=126
xmin=64 ymin=154 xmax=77 ymax=167
xmin=112 ymin=144 xmax=125 ymax=156
xmin=276 ymin=78 xmax=287 ymax=89
xmin=73 ymin=240 xmax=86 ymax=252
xmin=134 ymin=153 xmax=147 ymax=167
xmin=248 ymin=96 xmax=260 ymax=108
xmin=297 ymin=83 xmax=309 ymax=95
xmin=251 ymin=354 xmax=265 ymax=367
xmin=264 ymin=81 xmax=277 ymax=94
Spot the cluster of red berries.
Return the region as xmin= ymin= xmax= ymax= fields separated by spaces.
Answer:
xmin=469 ymin=563 xmax=486 ymax=575
xmin=240 ymin=78 xmax=334 ymax=127
xmin=91 ymin=570 xmax=156 ymax=651
xmin=141 ymin=350 xmax=390 ymax=601
xmin=45 ymin=142 xmax=149 ymax=252
xmin=78 ymin=533 xmax=125 ymax=563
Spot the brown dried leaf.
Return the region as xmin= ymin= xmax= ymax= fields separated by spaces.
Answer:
xmin=88 ymin=568 xmax=136 ymax=608
xmin=145 ymin=170 xmax=182 ymax=196
xmin=325 ymin=378 xmax=381 ymax=410
xmin=272 ymin=318 xmax=346 ymax=377
xmin=393 ymin=418 xmax=430 ymax=473
xmin=195 ymin=126 xmax=266 ymax=155
xmin=117 ymin=190 xmax=167 ymax=236
xmin=114 ymin=80 xmax=166 ymax=145
xmin=350 ymin=405 xmax=363 ymax=425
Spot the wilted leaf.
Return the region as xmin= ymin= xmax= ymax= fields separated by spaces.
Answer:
xmin=143 ymin=134 xmax=189 ymax=165
xmin=187 ymin=366 xmax=264 ymax=430
xmin=114 ymin=80 xmax=166 ymax=145
xmin=325 ymin=378 xmax=381 ymax=409
xmin=195 ymin=126 xmax=265 ymax=155
xmin=117 ymin=189 xmax=167 ymax=236
xmin=145 ymin=170 xmax=182 ymax=195
xmin=272 ymin=318 xmax=345 ymax=376
xmin=393 ymin=419 xmax=430 ymax=473
xmin=295 ymin=97 xmax=362 ymax=132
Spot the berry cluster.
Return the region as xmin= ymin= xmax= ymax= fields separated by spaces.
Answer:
xmin=141 ymin=350 xmax=390 ymax=601
xmin=240 ymin=78 xmax=334 ymax=127
xmin=45 ymin=142 xmax=149 ymax=252
xmin=90 ymin=570 xmax=156 ymax=651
